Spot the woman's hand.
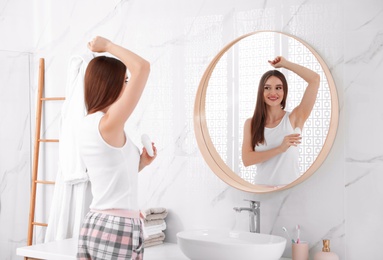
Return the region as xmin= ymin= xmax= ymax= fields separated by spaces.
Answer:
xmin=279 ymin=133 xmax=301 ymax=152
xmin=139 ymin=142 xmax=157 ymax=171
xmin=268 ymin=56 xmax=288 ymax=68
xmin=87 ymin=36 xmax=112 ymax=53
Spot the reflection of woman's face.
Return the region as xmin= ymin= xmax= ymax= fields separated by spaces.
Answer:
xmin=263 ymin=76 xmax=284 ymax=107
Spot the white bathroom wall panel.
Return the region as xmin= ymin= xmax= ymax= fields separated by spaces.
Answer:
xmin=0 ymin=51 xmax=31 ymax=259
xmin=344 ymin=1 xmax=383 ymax=259
xmin=1 ymin=0 xmax=382 ymax=259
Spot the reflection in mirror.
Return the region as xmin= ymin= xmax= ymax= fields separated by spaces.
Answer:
xmin=204 ymin=32 xmax=332 ymax=187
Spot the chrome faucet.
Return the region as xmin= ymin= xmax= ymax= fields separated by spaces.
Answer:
xmin=233 ymin=200 xmax=260 ymax=233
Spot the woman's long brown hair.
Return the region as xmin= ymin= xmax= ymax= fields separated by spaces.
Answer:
xmin=84 ymin=56 xmax=126 ymax=114
xmin=251 ymin=70 xmax=288 ymax=149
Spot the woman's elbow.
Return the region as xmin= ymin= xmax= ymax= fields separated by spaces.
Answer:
xmin=311 ymin=73 xmax=320 ymax=87
xmin=242 ymin=155 xmax=251 ymax=167
xmin=140 ymin=60 xmax=151 ymax=74
xmin=243 ymin=161 xmax=251 ymax=167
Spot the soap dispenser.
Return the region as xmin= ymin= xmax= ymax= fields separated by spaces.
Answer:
xmin=314 ymin=239 xmax=339 ymax=260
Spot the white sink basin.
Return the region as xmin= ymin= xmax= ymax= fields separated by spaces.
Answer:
xmin=177 ymin=229 xmax=286 ymax=260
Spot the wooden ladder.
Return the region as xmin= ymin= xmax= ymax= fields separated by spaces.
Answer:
xmin=27 ymin=58 xmax=65 ymax=248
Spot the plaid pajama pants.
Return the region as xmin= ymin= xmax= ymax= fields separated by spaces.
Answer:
xmin=77 ymin=211 xmax=144 ymax=260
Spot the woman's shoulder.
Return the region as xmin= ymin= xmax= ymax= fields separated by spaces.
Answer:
xmin=243 ymin=118 xmax=253 ymax=131
xmin=244 ymin=117 xmax=252 ymax=126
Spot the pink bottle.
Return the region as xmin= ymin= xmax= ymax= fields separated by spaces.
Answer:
xmin=314 ymin=239 xmax=339 ymax=260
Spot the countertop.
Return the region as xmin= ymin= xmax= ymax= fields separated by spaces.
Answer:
xmin=16 ymin=238 xmax=291 ymax=259
xmin=16 ymin=238 xmax=188 ymax=260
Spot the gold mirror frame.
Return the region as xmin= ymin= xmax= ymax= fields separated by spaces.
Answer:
xmin=194 ymin=31 xmax=339 ymax=193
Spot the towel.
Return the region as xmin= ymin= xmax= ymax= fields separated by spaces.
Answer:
xmin=45 ymin=53 xmax=94 ymax=242
xmin=145 ymin=232 xmax=165 ymax=241
xmin=44 ymin=174 xmax=91 ymax=242
xmin=144 ymin=207 xmax=168 ymax=216
xmin=143 ymin=222 xmax=167 ymax=236
xmin=60 ymin=53 xmax=93 ymax=184
xmin=144 ymin=240 xmax=164 ymax=248
xmin=144 ymin=219 xmax=165 ymax=227
xmin=143 ymin=207 xmax=168 ymax=221
xmin=142 ymin=207 xmax=168 ymax=239
xmin=144 ymin=232 xmax=165 ymax=248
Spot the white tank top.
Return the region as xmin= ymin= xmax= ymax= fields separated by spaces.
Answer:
xmin=79 ymin=111 xmax=140 ymax=210
xmin=254 ymin=112 xmax=300 ymax=186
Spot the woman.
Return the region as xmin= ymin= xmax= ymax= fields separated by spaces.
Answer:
xmin=77 ymin=36 xmax=156 ymax=259
xmin=242 ymin=56 xmax=319 ymax=186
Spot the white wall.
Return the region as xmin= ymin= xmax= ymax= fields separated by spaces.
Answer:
xmin=0 ymin=0 xmax=382 ymax=259
xmin=0 ymin=50 xmax=31 ymax=260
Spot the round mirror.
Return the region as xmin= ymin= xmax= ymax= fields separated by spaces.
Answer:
xmin=194 ymin=31 xmax=339 ymax=193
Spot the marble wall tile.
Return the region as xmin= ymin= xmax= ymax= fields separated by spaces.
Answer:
xmin=345 ymin=0 xmax=383 ymax=259
xmin=0 ymin=0 xmax=34 ymax=52
xmin=0 ymin=51 xmax=31 ymax=259
xmin=346 ymin=163 xmax=383 ymax=260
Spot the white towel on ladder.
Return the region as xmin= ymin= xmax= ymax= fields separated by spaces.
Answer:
xmin=45 ymin=53 xmax=94 ymax=242
xmin=60 ymin=54 xmax=91 ymax=184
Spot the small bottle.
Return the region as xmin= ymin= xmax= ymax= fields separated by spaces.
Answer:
xmin=314 ymin=239 xmax=339 ymax=260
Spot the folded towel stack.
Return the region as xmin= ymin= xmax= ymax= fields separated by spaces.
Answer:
xmin=142 ymin=207 xmax=168 ymax=248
